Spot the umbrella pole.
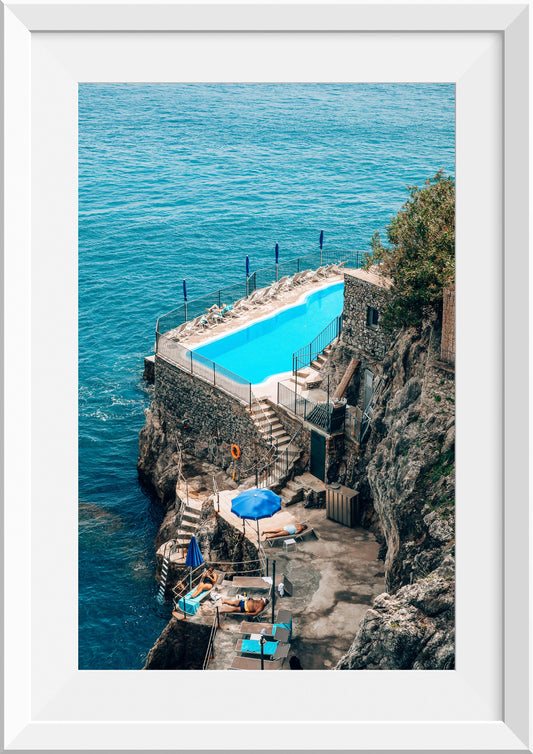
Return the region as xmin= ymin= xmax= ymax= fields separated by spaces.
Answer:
xmin=271 ymin=560 xmax=276 ymax=623
xmin=260 ymin=632 xmax=266 ymax=670
xmin=257 ymin=520 xmax=261 ymax=556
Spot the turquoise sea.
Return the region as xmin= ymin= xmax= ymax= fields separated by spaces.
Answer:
xmin=78 ymin=83 xmax=455 ymax=669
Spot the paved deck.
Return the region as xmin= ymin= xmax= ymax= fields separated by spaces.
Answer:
xmin=201 ymin=497 xmax=385 ymax=670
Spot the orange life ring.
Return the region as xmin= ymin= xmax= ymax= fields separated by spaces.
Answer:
xmin=231 ymin=444 xmax=241 ymax=460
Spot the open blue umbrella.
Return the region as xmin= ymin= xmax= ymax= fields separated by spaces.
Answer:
xmin=185 ymin=535 xmax=204 ymax=590
xmin=231 ymin=488 xmax=282 ymax=549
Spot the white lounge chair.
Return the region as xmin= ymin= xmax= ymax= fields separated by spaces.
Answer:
xmin=291 ymin=271 xmax=306 ymax=285
xmin=276 ymin=275 xmax=291 ymax=291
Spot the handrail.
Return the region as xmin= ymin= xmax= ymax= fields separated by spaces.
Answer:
xmin=277 ymin=380 xmax=346 ymax=434
xmin=156 ymin=247 xmax=362 ymax=336
xmin=293 ymin=314 xmax=342 ymax=375
xmin=202 ymin=608 xmax=220 ymax=670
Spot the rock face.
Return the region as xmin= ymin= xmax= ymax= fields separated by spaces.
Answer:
xmin=138 ymin=406 xmax=182 ymax=506
xmin=336 ymin=316 xmax=455 ymax=669
xmin=336 ymin=559 xmax=454 ymax=669
xmin=144 ymin=618 xmax=212 ymax=669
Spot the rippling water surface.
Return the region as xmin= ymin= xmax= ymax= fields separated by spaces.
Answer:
xmin=78 ymin=83 xmax=455 ymax=669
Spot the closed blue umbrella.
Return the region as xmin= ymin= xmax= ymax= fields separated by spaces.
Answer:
xmin=231 ymin=488 xmax=282 ymax=549
xmin=185 ymin=535 xmax=204 ymax=591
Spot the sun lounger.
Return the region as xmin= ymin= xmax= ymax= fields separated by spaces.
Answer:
xmin=232 ymin=575 xmax=292 ymax=597
xmin=174 ymin=570 xmax=225 ymax=615
xmin=235 ymin=638 xmax=290 ymax=661
xmin=230 ymin=656 xmax=283 ymax=670
xmin=300 ymin=269 xmax=318 ymax=283
xmin=239 ymin=623 xmax=290 ymax=643
xmin=276 ymin=608 xmax=292 ymax=624
xmin=291 ymin=271 xmax=306 ymax=285
xmin=266 ymin=526 xmax=317 ymax=547
xmin=232 ymin=575 xmax=283 ymax=589
xmin=249 ymin=288 xmax=270 ymax=305
xmin=221 ymin=600 xmax=270 ymax=620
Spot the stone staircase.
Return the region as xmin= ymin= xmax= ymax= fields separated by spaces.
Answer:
xmin=249 ymin=399 xmax=293 ymax=456
xmin=289 ymin=345 xmax=332 ymax=391
xmin=172 ymin=500 xmax=203 ymax=554
xmin=247 ymin=399 xmax=302 ymax=491
xmin=279 ymin=478 xmax=305 ymax=506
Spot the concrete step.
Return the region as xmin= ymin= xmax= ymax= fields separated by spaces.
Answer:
xmin=181 ymin=511 xmax=201 ymax=523
xmin=256 ymin=418 xmax=282 ymax=431
xmin=251 ymin=408 xmax=276 ymax=420
xmin=280 ymin=485 xmax=303 ymax=506
xmin=286 ymin=480 xmax=304 ymax=492
xmin=258 ymin=426 xmax=288 ymax=441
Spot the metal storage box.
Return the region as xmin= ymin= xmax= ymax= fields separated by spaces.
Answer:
xmin=326 ymin=485 xmax=359 ymax=528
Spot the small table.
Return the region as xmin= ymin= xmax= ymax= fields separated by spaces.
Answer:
xmin=283 ymin=538 xmax=297 ymax=552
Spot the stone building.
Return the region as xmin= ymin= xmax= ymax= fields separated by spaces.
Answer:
xmin=340 ymin=266 xmax=397 ymax=419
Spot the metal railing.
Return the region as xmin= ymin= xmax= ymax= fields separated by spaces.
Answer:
xmin=277 ymin=381 xmax=346 ymax=434
xmin=157 ymin=334 xmax=253 ymax=407
xmin=202 ymin=607 xmax=220 ymax=670
xmin=359 ymin=376 xmax=384 ymax=443
xmin=344 ymin=404 xmax=362 ymax=444
xmin=293 ymin=314 xmax=343 ymax=374
xmin=156 ymin=248 xmax=363 ymax=336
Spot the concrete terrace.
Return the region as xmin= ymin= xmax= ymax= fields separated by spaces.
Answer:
xmin=173 ymin=487 xmax=385 ymax=671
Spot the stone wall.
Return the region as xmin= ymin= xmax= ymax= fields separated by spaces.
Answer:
xmin=441 ymin=284 xmax=455 ymax=364
xmin=154 ymin=355 xmax=269 ymax=471
xmin=341 ymin=270 xmax=397 ymax=359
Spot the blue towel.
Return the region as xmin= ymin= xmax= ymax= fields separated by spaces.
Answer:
xmin=241 ymin=639 xmax=279 ymax=655
xmin=177 ymin=590 xmax=202 ymax=615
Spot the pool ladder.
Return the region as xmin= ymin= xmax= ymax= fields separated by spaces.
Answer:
xmin=156 ymin=541 xmax=173 ymax=604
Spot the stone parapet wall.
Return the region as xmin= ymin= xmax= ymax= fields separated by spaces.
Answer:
xmin=154 ymin=355 xmax=268 ymax=471
xmin=341 ymin=272 xmax=397 ymax=358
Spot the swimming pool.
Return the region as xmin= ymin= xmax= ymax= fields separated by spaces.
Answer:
xmin=195 ymin=282 xmax=344 ymax=383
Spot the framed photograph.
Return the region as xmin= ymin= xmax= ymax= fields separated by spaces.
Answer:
xmin=4 ymin=2 xmax=529 ymax=751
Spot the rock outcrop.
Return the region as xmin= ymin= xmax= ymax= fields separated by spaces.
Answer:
xmin=336 ymin=315 xmax=455 ymax=669
xmin=144 ymin=617 xmax=212 ymax=669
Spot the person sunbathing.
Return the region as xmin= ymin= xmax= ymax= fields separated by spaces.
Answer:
xmin=221 ymin=596 xmax=269 ymax=616
xmin=261 ymin=523 xmax=308 ymax=540
xmin=189 ymin=566 xmax=217 ymax=598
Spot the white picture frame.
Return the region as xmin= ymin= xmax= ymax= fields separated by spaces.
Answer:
xmin=3 ymin=2 xmax=530 ymax=751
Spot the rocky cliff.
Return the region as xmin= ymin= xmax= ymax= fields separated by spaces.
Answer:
xmin=336 ymin=315 xmax=455 ymax=669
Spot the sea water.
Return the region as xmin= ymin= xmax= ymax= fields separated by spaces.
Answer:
xmin=79 ymin=83 xmax=455 ymax=669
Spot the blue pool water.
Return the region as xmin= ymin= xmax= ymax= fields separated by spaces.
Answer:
xmin=78 ymin=83 xmax=455 ymax=669
xmin=196 ymin=283 xmax=344 ymax=383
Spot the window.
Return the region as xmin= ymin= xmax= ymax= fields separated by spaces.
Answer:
xmin=366 ymin=306 xmax=379 ymax=327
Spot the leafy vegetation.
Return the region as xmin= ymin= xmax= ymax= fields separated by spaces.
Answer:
xmin=365 ymin=170 xmax=455 ymax=328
